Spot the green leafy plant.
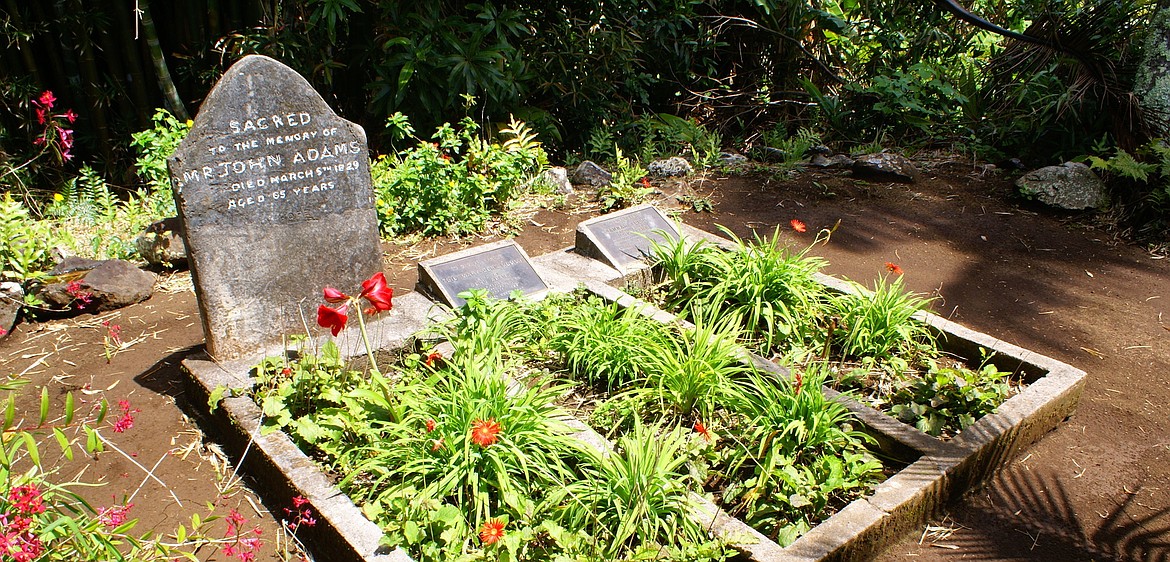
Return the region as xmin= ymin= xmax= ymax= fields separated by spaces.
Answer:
xmin=717 ymin=367 xmax=882 ymax=545
xmin=597 ymin=147 xmax=652 ymax=212
xmin=371 ymin=114 xmax=547 ymax=236
xmin=888 ymin=358 xmax=1015 ymax=437
xmin=828 ymin=275 xmax=936 ymax=362
xmin=0 ymin=194 xmax=55 ymax=282
xmin=760 ymin=126 xmax=822 ymax=167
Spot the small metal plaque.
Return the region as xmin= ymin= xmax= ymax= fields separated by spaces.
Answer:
xmin=575 ymin=205 xmax=680 ymax=271
xmin=417 ymin=240 xmax=548 ymax=308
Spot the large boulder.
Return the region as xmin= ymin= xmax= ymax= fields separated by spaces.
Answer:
xmin=1015 ymin=162 xmax=1108 ymax=210
xmin=569 ymin=161 xmax=612 ymax=188
xmin=39 ymin=259 xmax=155 ymax=313
xmin=852 ymin=153 xmax=920 ymax=183
xmin=647 ymin=156 xmax=693 ymax=177
xmin=135 ymin=217 xmax=188 ymax=268
xmin=810 ymin=154 xmax=855 ymax=169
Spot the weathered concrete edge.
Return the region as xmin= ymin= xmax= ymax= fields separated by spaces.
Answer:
xmin=180 ymin=292 xmax=436 ymax=562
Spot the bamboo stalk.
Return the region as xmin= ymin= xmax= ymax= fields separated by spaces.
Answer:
xmin=139 ymin=0 xmax=189 ymax=120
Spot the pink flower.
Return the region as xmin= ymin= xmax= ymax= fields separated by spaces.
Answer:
xmin=63 ymin=109 xmax=77 ymax=123
xmin=35 ymin=90 xmax=56 ymax=109
xmin=98 ymin=503 xmax=134 ymax=528
xmin=316 ymin=303 xmax=348 ymax=336
xmin=8 ymin=485 xmax=45 ymax=515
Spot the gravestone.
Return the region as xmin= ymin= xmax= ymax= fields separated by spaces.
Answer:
xmin=575 ymin=204 xmax=680 ymax=272
xmin=418 ymin=240 xmax=548 ymax=308
xmin=168 ymin=55 xmax=383 ymax=360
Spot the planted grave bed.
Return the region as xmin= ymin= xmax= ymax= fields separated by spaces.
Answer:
xmin=180 ymin=218 xmax=1084 ymax=562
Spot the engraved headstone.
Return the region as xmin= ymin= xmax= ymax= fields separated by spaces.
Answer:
xmin=575 ymin=204 xmax=680 ymax=272
xmin=418 ymin=240 xmax=548 ymax=308
xmin=168 ymin=55 xmax=382 ymax=360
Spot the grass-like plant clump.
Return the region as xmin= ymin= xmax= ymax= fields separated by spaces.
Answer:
xmin=648 ymin=230 xmax=1018 ymax=439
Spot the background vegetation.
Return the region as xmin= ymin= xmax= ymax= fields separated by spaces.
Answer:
xmin=2 ymin=0 xmax=1168 ymax=243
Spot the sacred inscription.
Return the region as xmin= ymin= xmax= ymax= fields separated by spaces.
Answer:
xmin=418 ymin=241 xmax=548 ymax=308
xmin=575 ymin=205 xmax=680 ymax=271
xmin=168 ymin=55 xmax=382 ymax=360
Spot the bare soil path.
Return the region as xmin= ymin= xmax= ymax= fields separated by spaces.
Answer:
xmin=3 ymin=161 xmax=1166 ymax=560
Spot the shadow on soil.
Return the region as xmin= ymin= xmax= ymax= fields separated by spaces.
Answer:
xmin=943 ymin=466 xmax=1170 ymax=561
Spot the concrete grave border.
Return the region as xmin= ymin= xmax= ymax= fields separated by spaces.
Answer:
xmin=181 ymin=223 xmax=1084 ymax=562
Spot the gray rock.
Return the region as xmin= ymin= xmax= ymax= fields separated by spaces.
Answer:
xmin=47 ymin=256 xmax=105 ymax=276
xmin=852 ymin=153 xmax=920 ymax=183
xmin=135 ymin=217 xmax=188 ymax=267
xmin=0 ymin=282 xmax=22 ymax=339
xmin=39 ymin=259 xmax=155 ymax=313
xmin=810 ymin=154 xmax=855 ymax=169
xmin=808 ymin=144 xmax=833 ymax=156
xmin=757 ymin=147 xmax=791 ymax=163
xmin=569 ymin=161 xmax=612 ymax=188
xmin=168 ymin=55 xmax=383 ymax=359
xmin=1016 ymin=162 xmax=1108 ymax=210
xmin=647 ymin=156 xmax=693 ymax=177
xmin=719 ymin=152 xmax=749 ymax=166
xmin=535 ymin=167 xmax=573 ymax=194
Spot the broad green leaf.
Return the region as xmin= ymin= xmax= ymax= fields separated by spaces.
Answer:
xmin=21 ymin=432 xmax=39 ymax=465
xmin=38 ymin=385 xmax=48 ymax=425
xmin=53 ymin=428 xmax=72 ymax=460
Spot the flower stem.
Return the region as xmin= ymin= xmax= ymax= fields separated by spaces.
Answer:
xmin=353 ymin=306 xmax=379 ymax=376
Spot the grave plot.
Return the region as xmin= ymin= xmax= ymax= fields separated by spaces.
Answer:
xmin=178 ymin=224 xmax=1082 ymax=561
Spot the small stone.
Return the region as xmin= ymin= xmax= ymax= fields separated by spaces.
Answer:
xmin=1015 ymin=162 xmax=1108 ymax=210
xmin=535 ymin=167 xmax=573 ymax=194
xmin=719 ymin=152 xmax=748 ymax=166
xmin=852 ymin=153 xmax=920 ymax=183
xmin=0 ymin=282 xmax=23 ymax=338
xmin=810 ymin=154 xmax=855 ymax=169
xmin=135 ymin=217 xmax=188 ymax=268
xmin=647 ymin=156 xmax=693 ymax=177
xmin=569 ymin=161 xmax=612 ymax=188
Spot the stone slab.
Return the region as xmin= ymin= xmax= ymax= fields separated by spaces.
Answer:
xmin=417 ymin=240 xmax=548 ymax=307
xmin=574 ymin=204 xmax=680 ymax=272
xmin=168 ymin=54 xmax=382 ymax=360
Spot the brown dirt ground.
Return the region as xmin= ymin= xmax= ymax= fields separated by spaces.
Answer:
xmin=2 ymin=159 xmax=1168 ymax=561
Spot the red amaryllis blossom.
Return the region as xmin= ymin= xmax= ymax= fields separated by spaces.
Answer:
xmin=470 ymin=418 xmax=501 ymax=447
xmin=360 ymin=272 xmax=394 ymax=313
xmin=884 ymin=262 xmax=903 ymax=275
xmin=693 ymin=420 xmax=711 ymax=442
xmin=479 ymin=519 xmax=505 ymax=545
xmin=322 ymin=287 xmax=349 ymax=303
xmin=316 ymin=303 xmax=348 ymax=336
xmin=790 ymin=219 xmax=808 ymax=233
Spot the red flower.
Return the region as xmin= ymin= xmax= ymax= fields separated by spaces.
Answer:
xmin=8 ymin=485 xmax=45 ymax=515
xmin=316 ymin=304 xmax=348 ymax=336
xmin=360 ymin=272 xmax=394 ymax=313
xmin=425 ymin=418 xmax=437 ymax=432
xmin=884 ymin=262 xmax=903 ymax=275
xmin=98 ymin=503 xmax=134 ymax=528
xmin=790 ymin=219 xmax=807 ymax=233
xmin=425 ymin=351 xmax=442 ymax=367
xmin=470 ymin=418 xmax=501 ymax=447
xmin=479 ymin=519 xmax=505 ymax=545
xmin=63 ymin=109 xmax=77 ymax=123
xmin=640 ymin=177 xmax=651 ymax=188
xmin=322 ymin=287 xmax=349 ymax=303
xmin=35 ymin=107 xmax=46 ymax=125
xmin=35 ymin=90 xmax=56 ymax=109
xmin=693 ymin=420 xmax=711 ymax=442
xmin=112 ymin=399 xmax=138 ymax=433
xmin=793 ymin=371 xmax=804 ymax=395
xmin=292 ymin=495 xmax=309 ymax=509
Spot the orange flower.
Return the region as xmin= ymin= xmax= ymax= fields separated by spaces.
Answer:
xmin=479 ymin=519 xmax=505 ymax=545
xmin=790 ymin=219 xmax=807 ymax=233
xmin=884 ymin=262 xmax=903 ymax=275
xmin=425 ymin=351 xmax=442 ymax=367
xmin=640 ymin=177 xmax=651 ymax=188
xmin=693 ymin=420 xmax=711 ymax=442
xmin=470 ymin=418 xmax=501 ymax=447
xmin=425 ymin=419 xmax=437 ymax=432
